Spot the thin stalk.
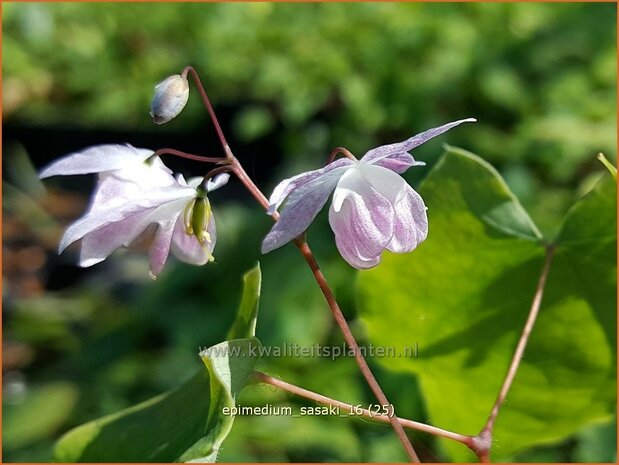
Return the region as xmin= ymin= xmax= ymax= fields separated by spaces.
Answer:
xmin=254 ymin=371 xmax=474 ymax=447
xmin=328 ymin=146 xmax=357 ymax=164
xmin=182 ymin=65 xmax=233 ymax=159
xmin=473 ymin=245 xmax=555 ymax=461
xmin=152 ymin=148 xmax=226 ymax=165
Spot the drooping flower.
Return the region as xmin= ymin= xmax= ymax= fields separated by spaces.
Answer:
xmin=261 ymin=118 xmax=476 ymax=269
xmin=40 ymin=144 xmax=229 ymax=278
xmin=150 ymin=74 xmax=190 ymax=125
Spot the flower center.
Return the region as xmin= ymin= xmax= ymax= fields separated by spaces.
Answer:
xmin=184 ymin=196 xmax=212 ymax=244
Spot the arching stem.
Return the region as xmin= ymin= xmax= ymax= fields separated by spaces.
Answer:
xmin=152 ymin=148 xmax=226 ymax=165
xmin=182 ymin=65 xmax=233 ymax=159
xmin=328 ymin=146 xmax=357 ymax=164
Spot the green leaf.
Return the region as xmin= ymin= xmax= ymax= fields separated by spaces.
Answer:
xmin=227 ymin=262 xmax=261 ymax=340
xmin=54 ymin=264 xmax=264 ymax=462
xmin=357 ymin=148 xmax=616 ymax=460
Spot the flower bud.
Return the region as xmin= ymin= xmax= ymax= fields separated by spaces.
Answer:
xmin=150 ymin=74 xmax=189 ymax=125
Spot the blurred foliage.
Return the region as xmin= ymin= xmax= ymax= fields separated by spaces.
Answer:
xmin=2 ymin=2 xmax=616 ymax=463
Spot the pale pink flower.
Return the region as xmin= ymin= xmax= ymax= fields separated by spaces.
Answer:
xmin=262 ymin=118 xmax=476 ymax=268
xmin=40 ymin=144 xmax=228 ymax=278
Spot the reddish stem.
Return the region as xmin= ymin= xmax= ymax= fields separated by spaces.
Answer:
xmin=182 ymin=65 xmax=233 ymax=159
xmin=328 ymin=146 xmax=358 ymax=164
xmin=254 ymin=371 xmax=474 ymax=447
xmin=153 ymin=148 xmax=226 ymax=165
xmin=473 ymin=245 xmax=555 ymax=461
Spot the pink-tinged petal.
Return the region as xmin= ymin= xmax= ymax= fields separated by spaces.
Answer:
xmin=261 ymin=166 xmax=349 ymax=253
xmin=59 ymin=163 xmax=194 ymax=254
xmin=366 ymin=152 xmax=426 ymax=173
xmin=79 ymin=208 xmax=155 ymax=267
xmin=266 ymin=157 xmax=354 ymax=215
xmin=387 ymin=184 xmax=429 ymax=253
xmin=361 ymin=118 xmax=477 ymax=171
xmin=39 ymin=144 xmax=154 ymax=178
xmin=78 ymin=194 xmax=191 ymax=265
xmin=329 ymin=203 xmax=382 ymax=269
xmin=149 ymin=213 xmax=181 ymax=279
xmin=170 ymin=213 xmax=215 ymax=266
xmin=329 ymin=168 xmax=395 ymax=264
xmin=59 ymin=186 xmax=195 ymax=253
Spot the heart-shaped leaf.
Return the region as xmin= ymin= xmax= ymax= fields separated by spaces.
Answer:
xmin=358 ymin=148 xmax=616 ymax=460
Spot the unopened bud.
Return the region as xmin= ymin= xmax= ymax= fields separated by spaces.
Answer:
xmin=150 ymin=74 xmax=189 ymax=125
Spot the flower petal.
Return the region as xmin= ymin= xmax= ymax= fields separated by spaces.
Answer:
xmin=261 ymin=164 xmax=350 ymax=253
xmin=79 ymin=208 xmax=156 ymax=267
xmin=329 ymin=202 xmax=383 ymax=269
xmin=170 ymin=213 xmax=215 ymax=266
xmin=149 ymin=213 xmax=181 ymax=279
xmin=356 ymin=164 xmax=408 ymax=205
xmin=266 ymin=157 xmax=355 ymax=215
xmin=206 ymin=173 xmax=230 ymax=192
xmin=39 ymin=144 xmax=154 ymax=179
xmin=387 ymin=184 xmax=429 ymax=253
xmin=59 ymin=175 xmax=195 ymax=253
xmin=329 ymin=168 xmax=395 ymax=265
xmin=361 ymin=118 xmax=477 ymax=171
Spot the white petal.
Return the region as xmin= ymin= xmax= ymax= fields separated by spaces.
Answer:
xmin=329 ymin=168 xmax=395 ymax=264
xmin=108 ymin=160 xmax=176 ymax=189
xmin=59 ymin=179 xmax=195 ymax=253
xmin=40 ymin=144 xmax=154 ymax=178
xmin=348 ymin=164 xmax=408 ymax=207
xmin=387 ymin=184 xmax=429 ymax=253
xmin=79 ymin=208 xmax=156 ymax=267
xmin=361 ymin=118 xmax=476 ymax=170
xmin=206 ymin=173 xmax=230 ymax=192
xmin=266 ymin=158 xmax=355 ymax=215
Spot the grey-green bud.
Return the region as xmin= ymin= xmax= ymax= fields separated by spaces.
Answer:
xmin=150 ymin=74 xmax=189 ymax=125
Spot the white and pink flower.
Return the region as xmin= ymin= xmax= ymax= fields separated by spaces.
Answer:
xmin=40 ymin=144 xmax=228 ymax=278
xmin=261 ymin=118 xmax=476 ymax=269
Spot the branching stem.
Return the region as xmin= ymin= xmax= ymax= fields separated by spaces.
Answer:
xmin=254 ymin=371 xmax=475 ymax=447
xmin=183 ymin=69 xmax=420 ymax=459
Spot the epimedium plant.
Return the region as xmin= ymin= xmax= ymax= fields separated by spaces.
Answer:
xmin=40 ymin=66 xmax=616 ymax=463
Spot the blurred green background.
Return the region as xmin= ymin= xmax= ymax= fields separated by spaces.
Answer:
xmin=2 ymin=2 xmax=616 ymax=462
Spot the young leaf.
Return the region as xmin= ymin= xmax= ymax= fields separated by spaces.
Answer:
xmin=227 ymin=262 xmax=262 ymax=340
xmin=54 ymin=263 xmax=264 ymax=462
xmin=357 ymin=148 xmax=616 ymax=460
